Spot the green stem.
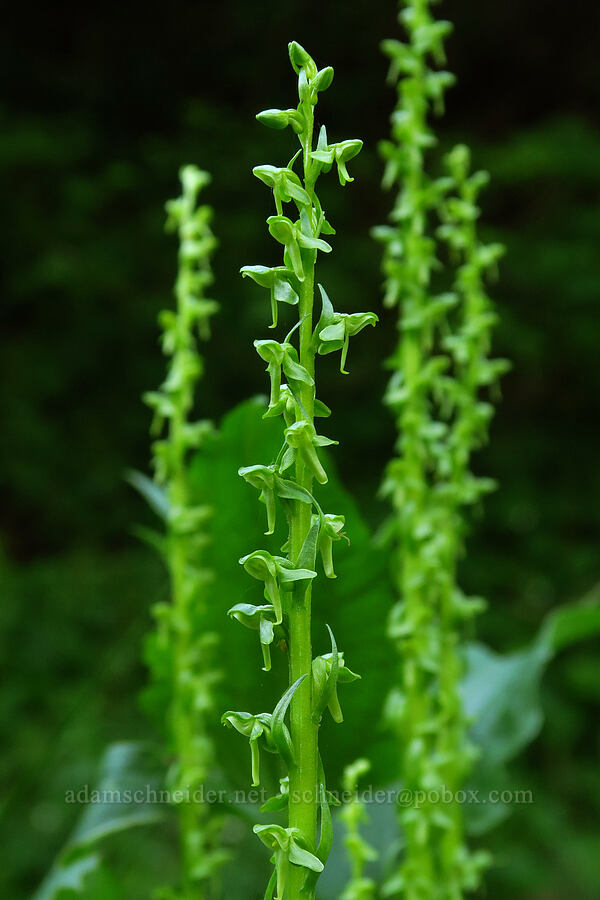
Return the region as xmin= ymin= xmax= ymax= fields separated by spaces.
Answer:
xmin=287 ymin=115 xmax=319 ymax=896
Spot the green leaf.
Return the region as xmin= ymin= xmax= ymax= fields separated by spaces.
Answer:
xmin=33 ymin=742 xmax=166 ymax=900
xmin=33 ymin=854 xmax=102 ymax=900
xmin=462 ymin=641 xmax=547 ymax=767
xmin=297 ymin=516 xmax=320 ymax=571
xmin=276 ymin=562 xmax=317 ymax=584
xmin=275 ymin=477 xmax=314 ymax=505
xmin=461 ymin=586 xmax=600 ymax=836
xmin=297 ymin=232 xmax=332 ymax=253
xmin=126 ymin=469 xmax=169 ymax=519
xmin=68 ymin=743 xmax=165 ymax=848
xmin=288 ymin=842 xmax=324 ymax=873
xmin=540 ymin=584 xmax=600 ymax=651
xmin=281 ymin=347 xmax=314 ymax=386
xmin=317 ymin=779 xmax=333 ymax=865
xmin=463 ymin=587 xmax=600 ymax=769
xmin=271 ymin=675 xmax=307 ymax=765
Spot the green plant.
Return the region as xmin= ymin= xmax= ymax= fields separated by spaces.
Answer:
xmin=222 ymin=42 xmax=377 ymax=900
xmin=339 ymin=759 xmax=377 ymax=900
xmin=374 ymin=1 xmax=508 ymax=897
xmin=134 ymin=165 xmax=226 ymax=899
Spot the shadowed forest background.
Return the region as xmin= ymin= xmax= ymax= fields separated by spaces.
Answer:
xmin=2 ymin=0 xmax=599 ymax=898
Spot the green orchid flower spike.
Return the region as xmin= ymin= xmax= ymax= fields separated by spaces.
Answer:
xmin=227 ymin=39 xmax=374 ymax=900
xmin=135 ymin=165 xmax=227 ymax=897
xmin=374 ymin=3 xmax=508 ymax=898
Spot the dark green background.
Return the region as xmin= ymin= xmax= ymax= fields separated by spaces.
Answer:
xmin=1 ymin=1 xmax=599 ymax=897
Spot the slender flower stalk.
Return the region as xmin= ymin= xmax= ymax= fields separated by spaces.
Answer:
xmin=140 ymin=165 xmax=226 ymax=899
xmin=223 ymin=42 xmax=377 ymax=900
xmin=374 ymin=2 xmax=507 ymax=897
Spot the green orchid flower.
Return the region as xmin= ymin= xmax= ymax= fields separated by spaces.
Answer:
xmin=312 ymin=629 xmax=360 ymax=725
xmin=220 ymin=710 xmax=274 ymax=787
xmin=239 ymin=463 xmax=314 ymax=535
xmin=253 ymin=165 xmax=311 ymax=211
xmin=227 ymin=602 xmax=280 ymax=672
xmin=241 ymin=265 xmax=299 ymax=329
xmin=314 ymin=285 xmax=378 ymax=374
xmin=315 ymin=512 xmax=348 ymax=578
xmin=284 ymin=420 xmax=337 ymax=485
xmin=239 ymin=550 xmax=317 ymax=624
xmin=254 ymin=339 xmax=313 ymax=410
xmin=267 ymin=213 xmax=332 ymax=281
xmin=238 ymin=465 xmax=278 ymax=535
xmin=253 ymin=824 xmax=324 ymax=900
xmin=310 ymin=125 xmax=363 ymax=185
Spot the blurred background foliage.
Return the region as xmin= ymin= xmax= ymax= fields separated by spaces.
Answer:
xmin=1 ymin=0 xmax=599 ymax=897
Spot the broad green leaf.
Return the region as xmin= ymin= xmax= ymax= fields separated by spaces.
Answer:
xmin=461 ymin=641 xmax=548 ymax=767
xmin=540 ymin=583 xmax=600 ymax=651
xmin=33 ymin=742 xmax=166 ymax=900
xmin=461 ymin=586 xmax=600 ymax=833
xmin=462 ymin=585 xmax=600 ymax=769
xmin=68 ymin=742 xmax=165 ymax=849
xmin=33 ymin=853 xmax=101 ymax=900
